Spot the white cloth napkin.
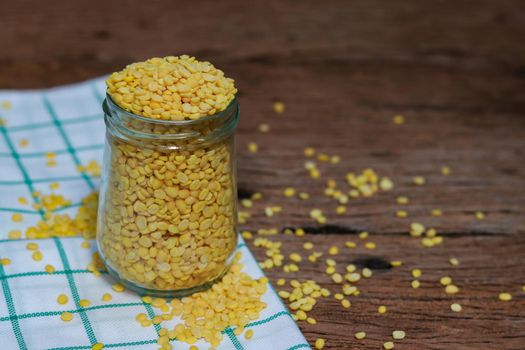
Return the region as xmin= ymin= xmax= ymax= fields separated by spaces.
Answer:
xmin=0 ymin=78 xmax=310 ymax=350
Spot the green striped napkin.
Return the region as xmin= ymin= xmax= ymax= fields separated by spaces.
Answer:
xmin=0 ymin=78 xmax=310 ymax=350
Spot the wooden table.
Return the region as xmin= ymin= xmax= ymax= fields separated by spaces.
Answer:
xmin=1 ymin=1 xmax=524 ymax=349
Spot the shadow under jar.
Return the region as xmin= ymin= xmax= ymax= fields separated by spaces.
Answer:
xmin=97 ymin=95 xmax=239 ymax=297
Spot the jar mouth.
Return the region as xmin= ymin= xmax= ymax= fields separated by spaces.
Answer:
xmin=103 ymin=93 xmax=239 ymax=147
xmin=103 ymin=93 xmax=238 ymax=126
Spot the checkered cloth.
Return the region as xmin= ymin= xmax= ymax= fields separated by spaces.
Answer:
xmin=0 ymin=78 xmax=310 ymax=350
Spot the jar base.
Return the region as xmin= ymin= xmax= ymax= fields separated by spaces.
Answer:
xmin=104 ymin=263 xmax=232 ymax=298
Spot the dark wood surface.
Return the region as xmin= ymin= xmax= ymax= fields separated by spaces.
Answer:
xmin=2 ymin=1 xmax=525 ymax=349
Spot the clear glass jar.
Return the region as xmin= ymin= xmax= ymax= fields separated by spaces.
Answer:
xmin=97 ymin=94 xmax=239 ymax=297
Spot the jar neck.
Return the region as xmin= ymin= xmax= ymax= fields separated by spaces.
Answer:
xmin=103 ymin=94 xmax=239 ymax=149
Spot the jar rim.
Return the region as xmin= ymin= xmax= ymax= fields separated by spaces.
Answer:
xmin=102 ymin=93 xmax=239 ymax=147
xmin=103 ymin=93 xmax=238 ymax=126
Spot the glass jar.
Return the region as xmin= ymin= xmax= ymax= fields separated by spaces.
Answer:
xmin=97 ymin=94 xmax=239 ymax=297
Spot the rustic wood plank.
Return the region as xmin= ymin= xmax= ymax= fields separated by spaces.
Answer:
xmin=248 ymin=234 xmax=525 ymax=350
xmin=1 ymin=1 xmax=524 ymax=349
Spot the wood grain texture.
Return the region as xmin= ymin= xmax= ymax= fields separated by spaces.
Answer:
xmin=1 ymin=1 xmax=524 ymax=349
